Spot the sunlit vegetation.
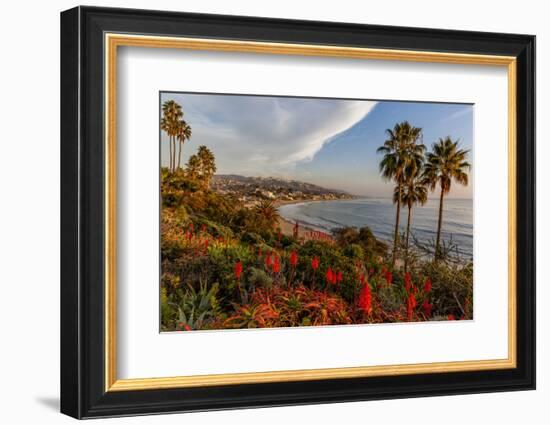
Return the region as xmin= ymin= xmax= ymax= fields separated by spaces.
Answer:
xmin=160 ymin=101 xmax=473 ymax=331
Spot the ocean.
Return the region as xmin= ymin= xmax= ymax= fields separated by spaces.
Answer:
xmin=278 ymin=198 xmax=473 ymax=258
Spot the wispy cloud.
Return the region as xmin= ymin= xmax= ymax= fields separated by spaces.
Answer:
xmin=440 ymin=105 xmax=472 ymax=123
xmin=162 ymin=93 xmax=377 ymax=176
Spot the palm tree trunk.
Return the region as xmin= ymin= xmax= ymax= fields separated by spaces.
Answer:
xmin=171 ymin=136 xmax=176 ymax=172
xmin=435 ymin=187 xmax=445 ymax=261
xmin=168 ymin=135 xmax=173 ymax=172
xmin=391 ymin=183 xmax=402 ymax=266
xmin=177 ymin=140 xmax=182 ymax=170
xmin=404 ymin=205 xmax=412 ymax=272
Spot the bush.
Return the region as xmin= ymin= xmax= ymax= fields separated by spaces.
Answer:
xmin=419 ymin=262 xmax=473 ymax=319
xmin=333 ymin=226 xmax=387 ymax=259
xmin=247 ymin=267 xmax=273 ymax=289
xmin=343 ymin=243 xmax=364 ymax=259
xmin=240 ymin=231 xmax=264 ymax=245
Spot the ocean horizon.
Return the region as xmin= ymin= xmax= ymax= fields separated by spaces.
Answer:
xmin=278 ymin=197 xmax=473 ymax=258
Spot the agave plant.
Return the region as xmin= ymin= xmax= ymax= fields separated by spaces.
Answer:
xmin=173 ymin=280 xmax=220 ymax=330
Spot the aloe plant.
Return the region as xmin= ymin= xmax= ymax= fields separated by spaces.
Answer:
xmin=173 ymin=281 xmax=220 ymax=330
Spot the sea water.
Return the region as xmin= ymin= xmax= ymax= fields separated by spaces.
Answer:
xmin=278 ymin=198 xmax=473 ymax=259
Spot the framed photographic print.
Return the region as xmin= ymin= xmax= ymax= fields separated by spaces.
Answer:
xmin=60 ymin=6 xmax=535 ymax=419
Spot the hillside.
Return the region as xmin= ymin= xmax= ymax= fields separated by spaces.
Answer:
xmin=211 ymin=174 xmax=354 ymax=203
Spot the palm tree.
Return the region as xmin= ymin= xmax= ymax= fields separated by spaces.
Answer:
xmin=186 ymin=145 xmax=217 ymax=188
xmin=185 ymin=154 xmax=201 ymax=181
xmin=377 ymin=121 xmax=424 ymax=266
xmin=161 ymin=100 xmax=183 ymax=172
xmin=176 ymin=121 xmax=192 ymax=170
xmin=254 ymin=200 xmax=280 ymax=230
xmin=423 ymin=137 xmax=470 ymax=261
xmin=395 ymin=174 xmax=428 ymax=271
xmin=196 ymin=146 xmax=216 ymax=188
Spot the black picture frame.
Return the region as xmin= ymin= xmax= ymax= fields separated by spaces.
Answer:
xmin=61 ymin=5 xmax=536 ymax=419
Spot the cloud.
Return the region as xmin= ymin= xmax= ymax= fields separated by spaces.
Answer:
xmin=162 ymin=93 xmax=377 ymax=176
xmin=441 ymin=105 xmax=472 ymax=123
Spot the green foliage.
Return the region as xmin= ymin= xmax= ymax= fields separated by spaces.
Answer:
xmin=240 ymin=231 xmax=264 ymax=245
xmin=186 ymin=145 xmax=217 ymax=188
xmin=376 ymin=284 xmax=405 ymax=312
xmin=161 ymin=168 xmax=199 ymax=206
xmin=160 ymin=287 xmax=174 ymax=331
xmin=420 ymin=261 xmax=473 ymax=319
xmin=247 ymin=267 xmax=273 ymax=289
xmin=333 ymin=226 xmax=387 ymax=259
xmin=343 ymin=243 xmax=364 ymax=259
xmin=174 ymin=281 xmax=220 ymax=330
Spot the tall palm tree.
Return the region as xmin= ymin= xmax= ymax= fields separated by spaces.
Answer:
xmin=377 ymin=121 xmax=424 ymax=266
xmin=161 ymin=100 xmax=183 ymax=172
xmin=423 ymin=137 xmax=470 ymax=261
xmin=176 ymin=121 xmax=192 ymax=170
xmin=395 ymin=174 xmax=428 ymax=271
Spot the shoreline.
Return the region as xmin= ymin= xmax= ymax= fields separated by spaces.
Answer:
xmin=275 ymin=198 xmax=336 ymax=239
xmin=275 ymin=197 xmax=473 ymax=259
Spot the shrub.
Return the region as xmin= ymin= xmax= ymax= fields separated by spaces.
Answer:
xmin=343 ymin=243 xmax=364 ymax=259
xmin=333 ymin=226 xmax=387 ymax=259
xmin=247 ymin=267 xmax=273 ymax=289
xmin=240 ymin=231 xmax=264 ymax=245
xmin=420 ymin=262 xmax=473 ymax=319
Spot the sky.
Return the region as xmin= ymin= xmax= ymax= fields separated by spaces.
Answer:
xmin=160 ymin=92 xmax=473 ymax=198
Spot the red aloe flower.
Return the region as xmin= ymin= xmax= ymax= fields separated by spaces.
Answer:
xmin=423 ymin=277 xmax=432 ymax=293
xmin=325 ymin=267 xmax=334 ymax=284
xmin=336 ymin=271 xmax=343 ymax=284
xmin=289 ymin=250 xmax=298 ymax=267
xmin=272 ymin=255 xmax=281 ymax=273
xmin=265 ymin=252 xmax=273 ymax=268
xmin=184 ymin=324 xmax=191 ymax=331
xmin=384 ymin=270 xmax=393 ymax=285
xmin=311 ymin=256 xmax=319 ymax=271
xmin=188 ymin=222 xmax=194 ymax=232
xmin=404 ymin=272 xmax=412 ymax=293
xmin=422 ymin=299 xmax=433 ymax=317
xmin=234 ymin=261 xmax=243 ymax=279
xmin=448 ymin=314 xmax=456 ymax=321
xmin=358 ymin=282 xmax=372 ymax=314
xmin=407 ymin=293 xmax=417 ymax=321
xmin=201 ymin=223 xmax=206 ymax=232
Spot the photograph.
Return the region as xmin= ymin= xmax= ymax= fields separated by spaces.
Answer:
xmin=159 ymin=92 xmax=474 ymax=331
xmin=56 ymin=4 xmax=536 ymax=419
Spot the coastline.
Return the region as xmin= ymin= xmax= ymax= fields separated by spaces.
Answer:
xmin=275 ymin=198 xmax=335 ymax=239
xmin=275 ymin=197 xmax=474 ymax=258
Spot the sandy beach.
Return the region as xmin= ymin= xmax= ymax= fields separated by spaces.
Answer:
xmin=278 ymin=215 xmax=312 ymax=238
xmin=275 ymin=199 xmax=334 ymax=240
xmin=274 ymin=199 xmax=309 ymax=237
